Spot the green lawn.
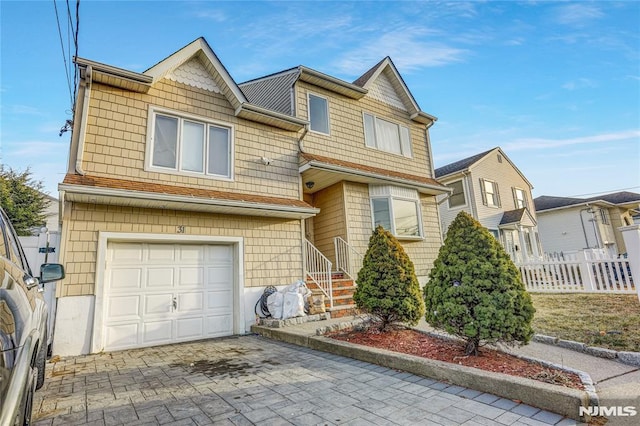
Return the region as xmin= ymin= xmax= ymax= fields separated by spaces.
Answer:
xmin=530 ymin=293 xmax=640 ymax=352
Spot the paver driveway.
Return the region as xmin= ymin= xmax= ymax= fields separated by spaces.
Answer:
xmin=33 ymin=335 xmax=574 ymax=425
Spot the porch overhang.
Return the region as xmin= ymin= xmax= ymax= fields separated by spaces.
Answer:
xmin=498 ymin=208 xmax=537 ymax=230
xmin=60 ymin=174 xmax=319 ymax=219
xmin=299 ymin=153 xmax=449 ymax=196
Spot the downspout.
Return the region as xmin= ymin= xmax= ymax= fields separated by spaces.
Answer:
xmin=75 ymin=65 xmax=92 ymax=175
xmin=298 ymin=124 xmax=309 ymax=153
xmin=579 ymin=206 xmax=594 ymax=248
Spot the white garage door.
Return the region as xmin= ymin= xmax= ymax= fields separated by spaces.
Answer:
xmin=103 ymin=242 xmax=234 ymax=351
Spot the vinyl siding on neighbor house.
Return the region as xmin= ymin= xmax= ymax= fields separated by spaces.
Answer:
xmin=59 ymin=203 xmax=304 ymax=297
xmin=80 ymin=77 xmax=300 ymax=200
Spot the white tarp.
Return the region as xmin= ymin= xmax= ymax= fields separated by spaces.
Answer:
xmin=267 ymin=280 xmax=311 ymax=320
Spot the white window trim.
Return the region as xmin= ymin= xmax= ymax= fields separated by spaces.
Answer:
xmin=480 ymin=178 xmax=501 ymax=208
xmin=145 ymin=106 xmax=235 ymax=181
xmin=447 ymin=179 xmax=467 ymax=210
xmin=513 ymin=187 xmax=528 ymax=210
xmin=307 ymin=92 xmax=330 ymax=136
xmin=362 ymin=111 xmax=412 ymax=158
xmin=369 ymin=188 xmax=424 ymax=240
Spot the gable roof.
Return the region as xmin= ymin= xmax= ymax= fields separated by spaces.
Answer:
xmin=534 ymin=191 xmax=640 ymax=212
xmin=75 ymin=38 xmax=307 ymax=131
xmin=498 ymin=208 xmax=536 ymax=228
xmin=352 ymin=57 xmax=436 ymax=124
xmin=434 ymin=148 xmax=495 ymax=178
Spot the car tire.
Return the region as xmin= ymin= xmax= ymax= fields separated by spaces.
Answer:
xmin=35 ymin=340 xmax=46 ymax=390
xmin=22 ymin=370 xmax=35 ymax=426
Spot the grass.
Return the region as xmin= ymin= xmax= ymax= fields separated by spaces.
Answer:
xmin=530 ymin=293 xmax=640 ymax=352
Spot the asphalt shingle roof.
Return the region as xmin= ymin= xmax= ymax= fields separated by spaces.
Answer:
xmin=534 ymin=191 xmax=640 ymax=212
xmin=434 ymin=148 xmax=496 ymax=178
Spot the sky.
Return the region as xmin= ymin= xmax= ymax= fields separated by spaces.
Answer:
xmin=1 ymin=0 xmax=639 ymax=199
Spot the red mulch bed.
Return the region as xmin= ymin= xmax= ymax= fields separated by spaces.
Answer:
xmin=328 ymin=327 xmax=585 ymax=390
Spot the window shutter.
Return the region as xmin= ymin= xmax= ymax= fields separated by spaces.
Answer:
xmin=495 ymin=182 xmax=501 ymax=207
xmin=479 ymin=178 xmax=487 ymax=206
xmin=512 ymin=187 xmax=518 ymax=209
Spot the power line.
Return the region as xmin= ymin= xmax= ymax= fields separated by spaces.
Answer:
xmin=53 ymin=0 xmax=73 ymax=109
xmin=568 ymin=186 xmax=640 ymax=198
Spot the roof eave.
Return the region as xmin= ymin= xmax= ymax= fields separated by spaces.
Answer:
xmin=235 ymin=103 xmax=308 ymax=131
xmin=299 ymin=67 xmax=367 ymax=99
xmin=75 ymin=57 xmax=153 ymax=93
xmin=59 ymin=183 xmax=319 ymax=219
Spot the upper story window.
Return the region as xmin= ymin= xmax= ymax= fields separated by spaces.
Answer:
xmin=148 ymin=108 xmax=233 ymax=180
xmin=370 ymin=185 xmax=422 ymax=239
xmin=447 ymin=180 xmax=466 ymax=208
xmin=363 ymin=112 xmax=412 ymax=158
xmin=480 ymin=178 xmax=501 ymax=207
xmin=513 ymin=187 xmax=527 ymax=209
xmin=308 ymin=93 xmax=329 ymax=134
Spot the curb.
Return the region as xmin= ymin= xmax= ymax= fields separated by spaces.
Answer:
xmin=533 ymin=334 xmax=640 ymax=367
xmin=251 ymin=321 xmax=593 ymax=422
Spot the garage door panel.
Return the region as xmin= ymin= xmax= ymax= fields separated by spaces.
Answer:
xmin=177 ymin=292 xmax=204 ymax=313
xmin=147 ymin=244 xmax=176 ymax=262
xmin=178 ymin=267 xmax=204 ymax=288
xmin=105 ymin=323 xmax=139 ymax=349
xmin=142 ymin=320 xmax=172 ymax=344
xmin=180 ymin=246 xmax=205 ymax=262
xmin=106 ymin=295 xmax=140 ymax=320
xmin=144 ymin=294 xmax=173 ymax=315
xmin=176 ymin=317 xmax=204 ymax=339
xmin=146 ymin=267 xmax=175 ymax=288
xmin=207 ymin=266 xmax=232 ymax=285
xmin=105 ymin=242 xmax=234 ymax=351
xmin=206 ymin=290 xmax=233 ymax=310
xmin=206 ymin=315 xmax=232 ymax=336
xmin=110 ymin=268 xmax=142 ymax=290
xmin=110 ymin=243 xmax=144 ymax=262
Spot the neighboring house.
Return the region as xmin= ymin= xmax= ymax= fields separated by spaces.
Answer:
xmin=534 ymin=191 xmax=640 ymax=257
xmin=55 ymin=37 xmax=448 ymax=355
xmin=27 ymin=193 xmax=59 ymax=235
xmin=435 ymin=147 xmax=542 ymax=262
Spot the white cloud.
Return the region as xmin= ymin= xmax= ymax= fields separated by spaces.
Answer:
xmin=334 ymin=27 xmax=468 ymax=75
xmin=553 ymin=3 xmax=604 ymax=27
xmin=193 ymin=9 xmax=226 ymax=22
xmin=562 ymin=78 xmax=597 ymax=90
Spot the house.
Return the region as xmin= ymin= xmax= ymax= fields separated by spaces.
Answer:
xmin=54 ymin=37 xmax=449 ymax=356
xmin=434 ymin=147 xmax=542 ymax=262
xmin=534 ymin=191 xmax=640 ymax=257
xmin=28 ymin=193 xmax=59 ymax=235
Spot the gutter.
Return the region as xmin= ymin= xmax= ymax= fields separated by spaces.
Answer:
xmin=75 ymin=65 xmax=92 ymax=175
xmin=59 ymin=183 xmax=320 ymax=217
xmin=300 ymin=161 xmax=450 ymax=195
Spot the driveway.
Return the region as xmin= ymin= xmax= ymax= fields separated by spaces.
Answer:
xmin=33 ymin=335 xmax=573 ymax=425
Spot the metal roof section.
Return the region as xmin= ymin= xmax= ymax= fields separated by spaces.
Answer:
xmin=239 ymin=68 xmax=300 ymax=116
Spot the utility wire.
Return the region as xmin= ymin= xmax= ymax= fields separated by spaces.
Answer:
xmin=53 ymin=0 xmax=73 ymax=109
xmin=568 ymin=186 xmax=640 ymax=198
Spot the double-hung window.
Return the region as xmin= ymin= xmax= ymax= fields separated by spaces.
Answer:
xmin=370 ymin=185 xmax=422 ymax=238
xmin=447 ymin=180 xmax=466 ymax=208
xmin=513 ymin=187 xmax=527 ymax=209
xmin=149 ymin=108 xmax=232 ymax=179
xmin=308 ymin=93 xmax=329 ymax=134
xmin=480 ymin=178 xmax=500 ymax=207
xmin=363 ymin=112 xmax=412 ymax=157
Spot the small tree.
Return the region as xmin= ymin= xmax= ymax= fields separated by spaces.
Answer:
xmin=0 ymin=166 xmax=49 ymax=236
xmin=424 ymin=212 xmax=535 ymax=356
xmin=354 ymin=226 xmax=425 ymax=330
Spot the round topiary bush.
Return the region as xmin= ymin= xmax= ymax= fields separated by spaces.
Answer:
xmin=354 ymin=226 xmax=425 ymax=330
xmin=424 ymin=211 xmax=535 ymax=355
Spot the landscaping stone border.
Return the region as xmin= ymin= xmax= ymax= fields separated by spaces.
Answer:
xmin=533 ymin=334 xmax=640 ymax=367
xmin=251 ymin=319 xmax=594 ymax=422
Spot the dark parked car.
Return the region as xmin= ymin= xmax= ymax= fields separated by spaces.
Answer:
xmin=0 ymin=207 xmax=64 ymax=426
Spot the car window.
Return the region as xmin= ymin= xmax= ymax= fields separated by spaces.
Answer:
xmin=0 ymin=209 xmax=32 ymax=276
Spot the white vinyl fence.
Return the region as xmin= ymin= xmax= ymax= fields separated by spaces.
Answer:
xmin=517 ymin=250 xmax=635 ymax=294
xmin=19 ymin=231 xmax=61 ymax=348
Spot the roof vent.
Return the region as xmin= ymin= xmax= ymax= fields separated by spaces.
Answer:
xmin=497 ymin=154 xmax=503 ymax=163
